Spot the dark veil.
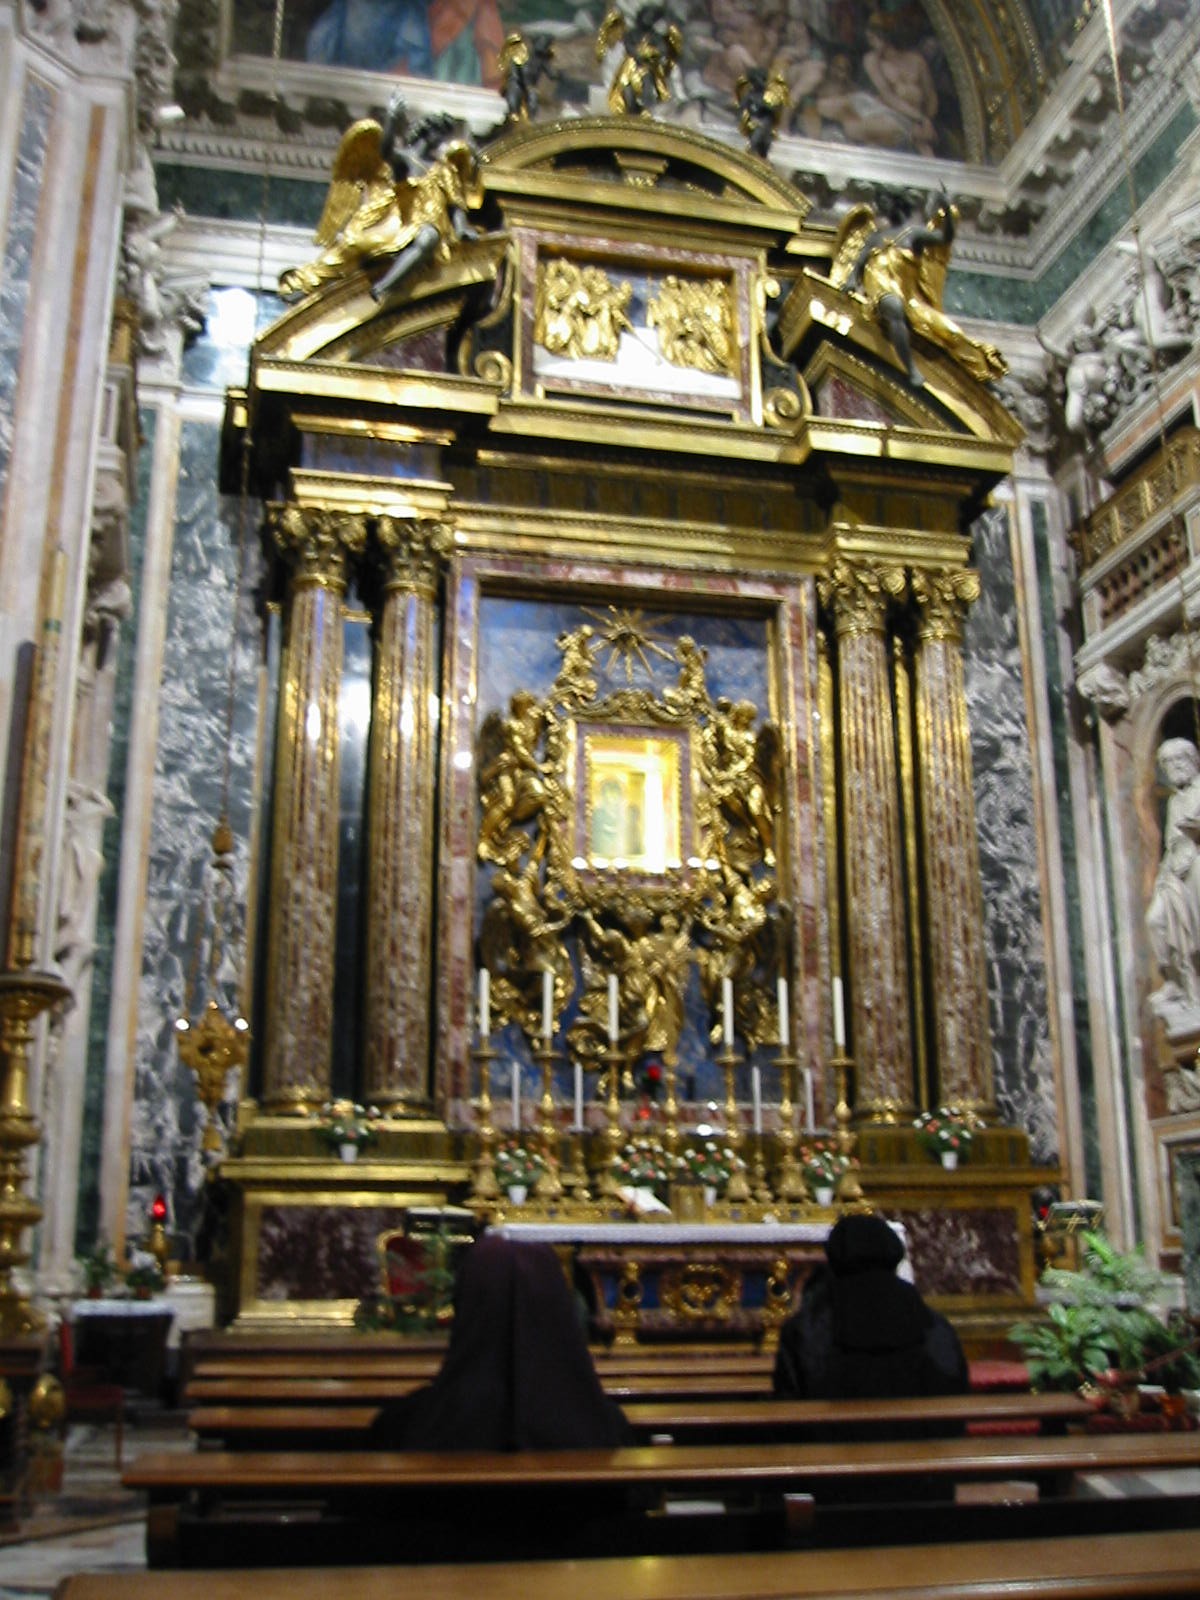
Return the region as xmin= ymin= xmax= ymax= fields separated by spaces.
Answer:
xmin=371 ymin=1233 xmax=629 ymax=1450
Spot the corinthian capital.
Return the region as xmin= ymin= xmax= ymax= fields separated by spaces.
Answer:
xmin=910 ymin=568 xmax=980 ymax=643
xmin=268 ymin=505 xmax=368 ymax=589
xmin=375 ymin=516 xmax=454 ymax=594
xmin=818 ymin=558 xmax=906 ymax=636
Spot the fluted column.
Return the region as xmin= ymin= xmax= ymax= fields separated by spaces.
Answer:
xmin=262 ymin=506 xmax=367 ymax=1113
xmin=820 ymin=558 xmax=913 ymax=1120
xmin=363 ymin=514 xmax=451 ymax=1111
xmin=911 ymin=567 xmax=994 ymax=1115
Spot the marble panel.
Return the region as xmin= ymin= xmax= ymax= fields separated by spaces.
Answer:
xmin=155 ymin=162 xmax=326 ymax=230
xmin=181 ymin=286 xmax=286 ymax=393
xmin=1179 ymin=1151 xmax=1200 ymax=1314
xmin=964 ymin=506 xmax=1058 ymax=1163
xmin=892 ymin=1204 xmax=1022 ymax=1298
xmin=0 ymin=74 xmax=53 ymax=507
xmin=256 ymin=1202 xmax=406 ymax=1300
xmin=76 ymin=409 xmax=158 ymax=1249
xmin=126 ymin=421 xmax=262 ymax=1249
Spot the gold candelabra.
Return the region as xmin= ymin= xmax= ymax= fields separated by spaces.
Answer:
xmin=832 ymin=1051 xmax=865 ymax=1206
xmin=718 ymin=1044 xmax=751 ymax=1202
xmin=773 ymin=1049 xmax=805 ymax=1200
xmin=598 ymin=1045 xmax=627 ymax=1197
xmin=532 ymin=1039 xmax=564 ymax=1201
xmin=470 ymin=1040 xmax=500 ymax=1201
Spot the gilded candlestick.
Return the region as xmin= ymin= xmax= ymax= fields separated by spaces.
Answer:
xmin=470 ymin=1041 xmax=500 ymax=1200
xmin=718 ymin=1045 xmax=750 ymax=1202
xmin=598 ymin=1046 xmax=626 ymax=1198
xmin=773 ymin=1050 xmax=804 ymax=1200
xmin=532 ymin=1040 xmax=564 ymax=1201
xmin=832 ymin=1051 xmax=865 ymax=1205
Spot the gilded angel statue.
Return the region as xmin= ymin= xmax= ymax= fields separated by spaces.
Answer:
xmin=827 ymin=196 xmax=1006 ymax=387
xmin=279 ymin=93 xmax=484 ymax=303
xmin=597 ymin=4 xmax=683 ymax=116
xmin=735 ymin=67 xmax=790 ymax=159
xmin=498 ymin=31 xmax=556 ymax=123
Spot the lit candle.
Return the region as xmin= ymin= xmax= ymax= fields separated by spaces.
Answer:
xmin=574 ymin=1061 xmax=584 ymax=1130
xmin=722 ymin=976 xmax=734 ymax=1049
xmin=542 ymin=968 xmax=553 ymax=1040
xmin=751 ymin=1064 xmax=762 ymax=1135
xmin=478 ymin=968 xmax=490 ymax=1039
xmin=512 ymin=1061 xmax=520 ymax=1131
xmin=607 ymin=973 xmax=619 ymax=1045
xmin=777 ymin=975 xmax=789 ymax=1049
xmin=832 ymin=976 xmax=846 ymax=1049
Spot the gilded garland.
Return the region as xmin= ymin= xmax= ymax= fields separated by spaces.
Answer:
xmin=477 ymin=621 xmax=784 ymax=1071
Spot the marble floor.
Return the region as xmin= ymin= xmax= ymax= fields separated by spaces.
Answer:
xmin=0 ymin=1417 xmax=190 ymax=1600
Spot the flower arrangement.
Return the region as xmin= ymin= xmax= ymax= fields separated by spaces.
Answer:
xmin=799 ymin=1138 xmax=850 ymax=1191
xmin=616 ymin=1135 xmax=675 ymax=1189
xmin=679 ymin=1138 xmax=735 ymax=1186
xmin=914 ymin=1106 xmax=974 ymax=1161
xmin=317 ymin=1100 xmax=380 ymax=1150
xmin=494 ymin=1139 xmax=546 ymax=1189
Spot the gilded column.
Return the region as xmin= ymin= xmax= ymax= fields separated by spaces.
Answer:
xmin=819 ymin=558 xmax=912 ymax=1120
xmin=262 ymin=506 xmax=367 ymax=1112
xmin=911 ymin=567 xmax=994 ymax=1115
xmin=364 ymin=515 xmax=451 ymax=1111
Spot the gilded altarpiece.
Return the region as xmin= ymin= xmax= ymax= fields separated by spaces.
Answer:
xmin=209 ymin=108 xmax=1054 ymax=1334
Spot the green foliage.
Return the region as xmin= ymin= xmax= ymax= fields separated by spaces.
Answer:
xmin=354 ymin=1229 xmax=457 ymax=1335
xmin=77 ymin=1242 xmax=117 ymax=1293
xmin=1009 ymin=1230 xmax=1200 ymax=1393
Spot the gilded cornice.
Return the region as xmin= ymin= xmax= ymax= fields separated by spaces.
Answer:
xmin=376 ymin=515 xmax=454 ymax=596
xmin=267 ymin=504 xmax=368 ymax=590
xmin=911 ymin=567 xmax=982 ymax=643
xmin=819 ymin=559 xmax=907 ymax=636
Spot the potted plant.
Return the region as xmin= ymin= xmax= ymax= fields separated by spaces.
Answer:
xmin=913 ymin=1106 xmax=975 ymax=1168
xmin=78 ymin=1241 xmax=117 ymax=1299
xmin=799 ymin=1138 xmax=849 ymax=1204
xmin=616 ymin=1135 xmax=675 ymax=1201
xmin=494 ymin=1139 xmax=545 ymax=1203
xmin=124 ymin=1258 xmax=165 ymax=1300
xmin=317 ymin=1100 xmax=379 ymax=1162
xmin=1009 ymin=1230 xmax=1200 ymax=1411
xmin=679 ymin=1139 xmax=735 ymax=1206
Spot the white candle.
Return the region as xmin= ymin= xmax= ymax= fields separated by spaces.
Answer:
xmin=777 ymin=976 xmax=789 ymax=1049
xmin=832 ymin=976 xmax=846 ymax=1049
xmin=802 ymin=1063 xmax=815 ymax=1130
xmin=722 ymin=976 xmax=734 ymax=1049
xmin=512 ymin=1061 xmax=520 ymax=1131
xmin=574 ymin=1061 xmax=584 ymax=1130
xmin=751 ymin=1064 xmax=763 ymax=1135
xmin=478 ymin=968 xmax=490 ymax=1039
xmin=607 ymin=973 xmax=619 ymax=1045
xmin=542 ymin=968 xmax=553 ymax=1040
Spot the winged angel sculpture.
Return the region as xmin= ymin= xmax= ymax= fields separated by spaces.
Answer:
xmin=826 ymin=197 xmax=1006 ymax=387
xmin=597 ymin=4 xmax=683 ymax=116
xmin=279 ymin=96 xmax=484 ymax=303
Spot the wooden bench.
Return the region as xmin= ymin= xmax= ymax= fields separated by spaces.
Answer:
xmin=187 ymin=1349 xmax=776 ymax=1381
xmin=50 ymin=1529 xmax=1200 ymax=1599
xmin=123 ymin=1433 xmax=1200 ymax=1567
xmin=187 ymin=1391 xmax=1088 ymax=1449
xmin=184 ymin=1371 xmax=777 ymax=1406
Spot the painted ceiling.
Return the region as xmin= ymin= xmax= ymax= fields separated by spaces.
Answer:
xmin=221 ymin=0 xmax=1096 ymax=163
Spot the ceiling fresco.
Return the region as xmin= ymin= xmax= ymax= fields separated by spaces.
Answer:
xmin=224 ymin=0 xmax=1093 ymax=163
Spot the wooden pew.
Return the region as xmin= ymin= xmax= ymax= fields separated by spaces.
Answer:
xmin=123 ymin=1433 xmax=1200 ymax=1567
xmin=187 ymin=1391 xmax=1088 ymax=1450
xmin=184 ymin=1371 xmax=776 ymax=1406
xmin=187 ymin=1349 xmax=776 ymax=1381
xmin=50 ymin=1529 xmax=1200 ymax=1600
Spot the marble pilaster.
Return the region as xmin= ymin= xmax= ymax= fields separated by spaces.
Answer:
xmin=911 ymin=567 xmax=994 ymax=1115
xmin=262 ymin=505 xmax=366 ymax=1112
xmin=819 ymin=559 xmax=912 ymax=1120
xmin=363 ymin=513 xmax=450 ymax=1111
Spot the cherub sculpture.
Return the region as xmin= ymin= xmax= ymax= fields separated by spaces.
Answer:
xmin=279 ymin=93 xmax=483 ymax=303
xmin=735 ymin=68 xmax=790 ymax=159
xmin=498 ymin=31 xmax=556 ymax=123
xmin=597 ymin=4 xmax=683 ymax=116
xmin=827 ymin=196 xmax=1006 ymax=387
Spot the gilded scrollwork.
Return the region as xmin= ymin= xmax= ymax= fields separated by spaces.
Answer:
xmin=647 ymin=276 xmax=734 ymax=376
xmin=910 ymin=567 xmax=980 ymax=643
xmin=534 ymin=259 xmax=633 ymax=363
xmin=819 ymin=558 xmax=906 ymax=637
xmin=476 ymin=619 xmax=781 ymax=1065
xmin=268 ymin=506 xmax=368 ymax=588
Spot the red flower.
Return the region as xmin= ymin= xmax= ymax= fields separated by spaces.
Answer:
xmin=646 ymin=1064 xmax=663 ymax=1083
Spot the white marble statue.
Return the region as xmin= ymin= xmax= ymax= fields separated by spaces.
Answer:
xmin=1146 ymin=736 xmax=1200 ymax=1031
